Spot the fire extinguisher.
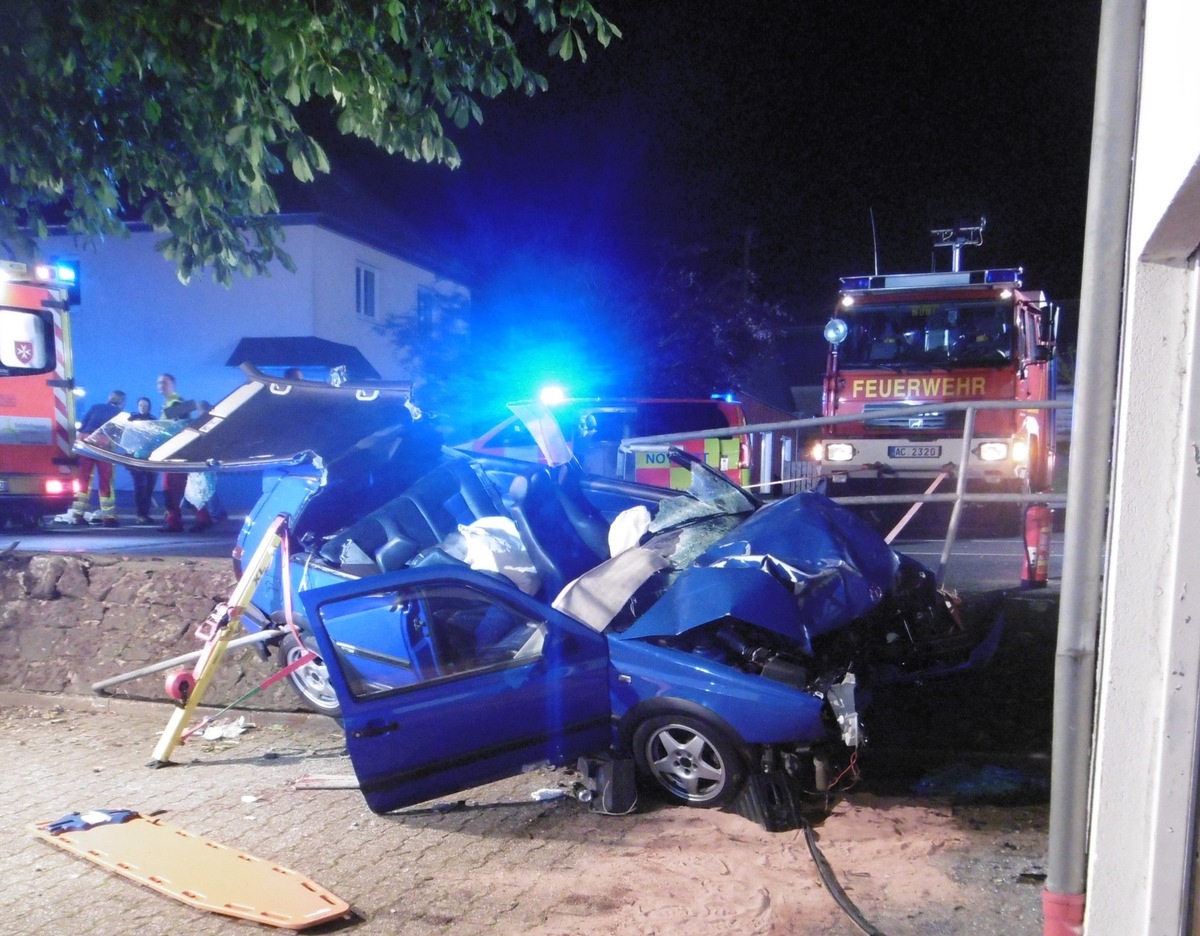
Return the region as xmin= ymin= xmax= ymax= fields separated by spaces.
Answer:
xmin=1021 ymin=502 xmax=1052 ymax=588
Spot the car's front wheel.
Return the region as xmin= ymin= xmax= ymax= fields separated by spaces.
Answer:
xmin=278 ymin=630 xmax=342 ymax=717
xmin=632 ymin=715 xmax=745 ymax=807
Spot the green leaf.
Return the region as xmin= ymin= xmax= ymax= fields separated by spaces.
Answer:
xmin=291 ymin=153 xmax=313 ymax=182
xmin=0 ymin=1 xmax=618 ymax=283
xmin=309 ymin=139 xmax=330 ymax=174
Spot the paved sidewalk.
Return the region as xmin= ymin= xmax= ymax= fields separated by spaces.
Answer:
xmin=0 ymin=692 xmax=1047 ymax=936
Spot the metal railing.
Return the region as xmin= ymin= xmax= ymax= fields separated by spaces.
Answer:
xmin=618 ymin=398 xmax=1071 ymax=585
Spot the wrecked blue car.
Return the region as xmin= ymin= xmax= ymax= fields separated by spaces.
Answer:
xmin=80 ymin=367 xmax=999 ymax=815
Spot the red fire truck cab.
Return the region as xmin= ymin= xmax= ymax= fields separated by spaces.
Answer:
xmin=816 ymin=266 xmax=1058 ymax=501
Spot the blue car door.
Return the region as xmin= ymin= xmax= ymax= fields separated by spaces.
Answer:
xmin=300 ymin=566 xmax=612 ymax=814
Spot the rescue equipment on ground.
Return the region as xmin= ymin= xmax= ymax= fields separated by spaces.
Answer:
xmin=32 ymin=811 xmax=350 ymax=929
xmin=146 ymin=513 xmax=301 ymax=766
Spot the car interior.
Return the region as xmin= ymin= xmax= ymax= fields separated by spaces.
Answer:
xmin=294 ymin=445 xmax=675 ymax=604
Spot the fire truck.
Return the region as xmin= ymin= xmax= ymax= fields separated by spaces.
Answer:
xmin=0 ymin=260 xmax=80 ymax=527
xmin=815 ymin=227 xmax=1058 ymax=510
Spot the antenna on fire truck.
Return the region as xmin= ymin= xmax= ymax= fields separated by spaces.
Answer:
xmin=869 ymin=208 xmax=880 ymax=276
xmin=930 ymin=217 xmax=985 ymax=272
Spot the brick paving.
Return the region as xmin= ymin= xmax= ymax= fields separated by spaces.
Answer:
xmin=2 ymin=696 xmax=644 ymax=936
xmin=0 ymin=692 xmax=1049 ymax=936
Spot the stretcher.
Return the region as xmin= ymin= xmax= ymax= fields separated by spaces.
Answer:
xmin=31 ymin=811 xmax=350 ymax=930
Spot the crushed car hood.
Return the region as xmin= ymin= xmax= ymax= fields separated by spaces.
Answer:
xmin=618 ymin=493 xmax=900 ymax=654
xmin=75 ymin=364 xmax=415 ymax=471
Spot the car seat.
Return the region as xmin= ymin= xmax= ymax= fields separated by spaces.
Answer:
xmin=508 ymin=467 xmax=608 ymax=600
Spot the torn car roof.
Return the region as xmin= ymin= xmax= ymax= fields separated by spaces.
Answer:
xmin=75 ymin=364 xmax=415 ymax=471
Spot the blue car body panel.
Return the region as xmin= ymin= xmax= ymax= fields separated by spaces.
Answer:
xmin=300 ymin=567 xmax=612 ymax=815
xmin=237 ymin=468 xmax=322 ymax=617
xmin=606 ymin=640 xmax=829 ymax=744
xmin=621 ymin=494 xmax=899 ymax=648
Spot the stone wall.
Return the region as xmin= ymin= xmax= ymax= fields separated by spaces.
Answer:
xmin=0 ymin=552 xmax=304 ymax=711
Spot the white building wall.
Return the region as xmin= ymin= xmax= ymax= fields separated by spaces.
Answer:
xmin=25 ymin=219 xmax=465 ymax=507
xmin=31 ymin=219 xmax=469 ymax=412
xmin=1086 ymin=0 xmax=1200 ymax=931
xmin=38 ymin=225 xmax=318 ymax=409
xmin=309 ymin=226 xmax=468 ymax=383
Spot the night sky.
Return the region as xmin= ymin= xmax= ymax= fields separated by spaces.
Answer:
xmin=316 ymin=2 xmax=1102 ymax=404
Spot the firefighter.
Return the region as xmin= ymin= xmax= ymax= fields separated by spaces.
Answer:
xmin=69 ymin=390 xmax=127 ymax=526
xmin=156 ymin=373 xmax=199 ymax=533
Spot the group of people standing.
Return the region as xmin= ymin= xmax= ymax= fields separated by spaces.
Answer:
xmin=65 ymin=372 xmax=219 ymax=533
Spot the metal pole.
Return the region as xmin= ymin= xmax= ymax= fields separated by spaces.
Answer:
xmin=758 ymin=431 xmax=773 ymax=495
xmin=91 ymin=629 xmax=283 ymax=694
xmin=936 ymin=406 xmax=975 ymax=586
xmin=1045 ymin=0 xmax=1143 ymax=926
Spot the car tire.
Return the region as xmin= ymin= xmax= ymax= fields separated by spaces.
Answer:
xmin=278 ymin=629 xmax=342 ymax=718
xmin=632 ymin=714 xmax=746 ymax=808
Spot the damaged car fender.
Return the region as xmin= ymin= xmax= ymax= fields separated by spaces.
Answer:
xmin=607 ymin=639 xmax=833 ymax=746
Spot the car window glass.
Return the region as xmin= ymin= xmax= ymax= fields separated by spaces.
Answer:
xmin=0 ymin=306 xmax=51 ymax=372
xmin=634 ymin=402 xmax=731 ymax=436
xmin=577 ymin=409 xmax=635 ymax=443
xmin=317 ymin=584 xmax=547 ymax=700
xmin=488 ymin=418 xmax=537 ymax=449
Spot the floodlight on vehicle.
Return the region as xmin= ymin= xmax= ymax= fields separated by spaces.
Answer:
xmin=824 ymin=319 xmax=850 ymax=345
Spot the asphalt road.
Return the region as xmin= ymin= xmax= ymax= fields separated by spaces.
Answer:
xmin=3 ymin=516 xmax=1063 ymax=594
xmin=1 ymin=516 xmax=245 ymax=561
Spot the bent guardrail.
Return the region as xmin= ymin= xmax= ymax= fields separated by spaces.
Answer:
xmin=619 ymin=398 xmax=1071 ymax=586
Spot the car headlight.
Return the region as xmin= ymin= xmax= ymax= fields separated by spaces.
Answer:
xmin=1011 ymin=440 xmax=1029 ymax=463
xmin=978 ymin=441 xmax=1009 ymax=462
xmin=824 ymin=442 xmax=855 ymax=462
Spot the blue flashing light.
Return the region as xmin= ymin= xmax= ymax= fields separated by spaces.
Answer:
xmin=984 ymin=267 xmax=1023 ymax=285
xmin=538 ymin=385 xmax=567 ymax=406
xmin=710 ymin=392 xmax=737 ymax=403
xmin=48 ymin=257 xmax=81 ymax=304
xmin=839 ymin=276 xmax=871 ymax=290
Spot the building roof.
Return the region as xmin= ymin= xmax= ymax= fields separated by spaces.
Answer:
xmin=225 ymin=336 xmax=381 ymax=379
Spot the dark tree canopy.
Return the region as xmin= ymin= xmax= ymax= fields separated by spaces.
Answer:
xmin=0 ymin=0 xmax=618 ymax=282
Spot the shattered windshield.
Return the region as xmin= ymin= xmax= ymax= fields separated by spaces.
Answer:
xmin=837 ymin=299 xmax=1014 ymax=368
xmin=648 ymin=453 xmax=755 ymax=531
xmin=636 ymin=450 xmax=757 ymax=569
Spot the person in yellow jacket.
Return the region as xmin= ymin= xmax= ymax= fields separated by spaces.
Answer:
xmin=66 ymin=390 xmax=126 ymax=526
xmin=155 ymin=373 xmax=207 ymax=532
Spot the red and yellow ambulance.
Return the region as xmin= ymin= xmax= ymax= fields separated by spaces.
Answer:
xmin=469 ymin=396 xmax=751 ymax=489
xmin=0 ymin=260 xmax=80 ymax=526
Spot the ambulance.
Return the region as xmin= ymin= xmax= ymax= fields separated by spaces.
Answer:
xmin=469 ymin=395 xmax=751 ymax=489
xmin=0 ymin=260 xmax=80 ymax=527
